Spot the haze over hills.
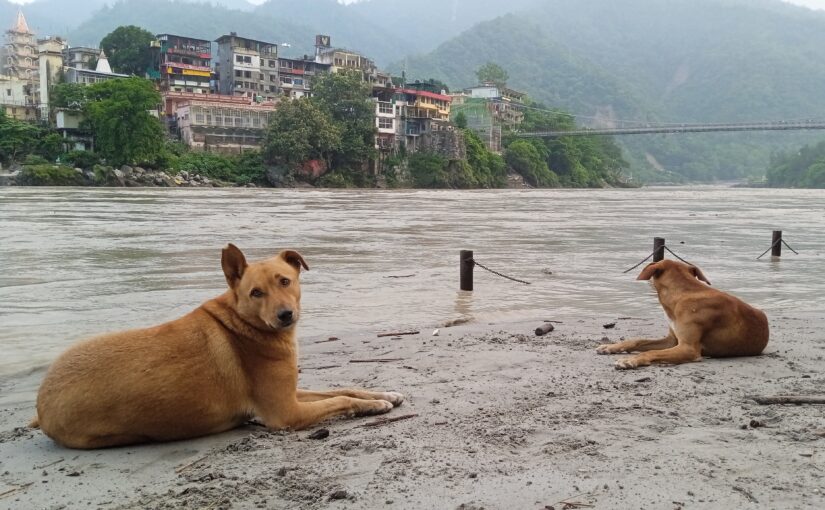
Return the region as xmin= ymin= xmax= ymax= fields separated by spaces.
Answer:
xmin=397 ymin=0 xmax=825 ymax=181
xmin=3 ymin=0 xmax=825 ymax=181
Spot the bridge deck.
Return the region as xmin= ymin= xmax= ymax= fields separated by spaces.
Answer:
xmin=515 ymin=121 xmax=825 ymax=138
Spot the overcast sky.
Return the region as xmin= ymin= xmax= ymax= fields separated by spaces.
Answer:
xmin=7 ymin=0 xmax=825 ymax=10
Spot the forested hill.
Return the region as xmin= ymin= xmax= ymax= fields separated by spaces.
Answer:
xmin=397 ymin=0 xmax=825 ymax=182
xmin=767 ymin=141 xmax=825 ymax=188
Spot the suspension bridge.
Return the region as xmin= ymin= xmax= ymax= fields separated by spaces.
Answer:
xmin=514 ymin=119 xmax=825 ymax=138
xmin=479 ymin=99 xmax=825 ymax=138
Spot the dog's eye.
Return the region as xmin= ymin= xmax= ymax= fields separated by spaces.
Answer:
xmin=250 ymin=288 xmax=264 ymax=298
xmin=280 ymin=278 xmax=291 ymax=287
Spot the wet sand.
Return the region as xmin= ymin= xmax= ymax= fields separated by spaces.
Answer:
xmin=1 ymin=316 xmax=824 ymax=509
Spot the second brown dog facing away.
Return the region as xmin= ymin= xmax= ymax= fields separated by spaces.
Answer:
xmin=32 ymin=244 xmax=404 ymax=449
xmin=597 ymin=259 xmax=769 ymax=369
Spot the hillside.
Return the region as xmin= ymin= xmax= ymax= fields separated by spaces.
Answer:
xmin=398 ymin=0 xmax=825 ymax=182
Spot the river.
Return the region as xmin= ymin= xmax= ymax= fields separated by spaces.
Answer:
xmin=1 ymin=186 xmax=823 ymax=376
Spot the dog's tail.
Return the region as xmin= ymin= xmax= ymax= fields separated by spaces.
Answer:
xmin=29 ymin=415 xmax=40 ymax=429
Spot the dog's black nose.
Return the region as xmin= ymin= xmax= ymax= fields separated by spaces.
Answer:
xmin=278 ymin=310 xmax=294 ymax=323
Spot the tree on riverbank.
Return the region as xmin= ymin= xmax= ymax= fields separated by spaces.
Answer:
xmin=84 ymin=77 xmax=164 ymax=167
xmin=767 ymin=140 xmax=825 ymax=188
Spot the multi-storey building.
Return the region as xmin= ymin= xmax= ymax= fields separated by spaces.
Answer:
xmin=0 ymin=73 xmax=35 ymax=120
xmin=215 ymin=33 xmax=279 ymax=102
xmin=176 ymin=97 xmax=276 ymax=153
xmin=464 ymin=83 xmax=526 ymax=126
xmin=62 ymin=46 xmax=100 ymax=71
xmin=153 ymin=34 xmax=213 ymax=95
xmin=313 ymin=35 xmax=390 ymax=87
xmin=277 ymin=56 xmax=330 ymax=99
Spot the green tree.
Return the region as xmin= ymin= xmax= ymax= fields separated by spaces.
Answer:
xmin=476 ymin=62 xmax=509 ymax=86
xmin=463 ymin=129 xmax=507 ymax=188
xmin=311 ymin=71 xmax=377 ymax=170
xmin=265 ymin=98 xmax=341 ymax=167
xmin=505 ymin=140 xmax=559 ymax=187
xmin=0 ymin=112 xmax=41 ymax=164
xmin=51 ymin=83 xmax=89 ymax=109
xmin=38 ymin=133 xmax=64 ymax=162
xmin=454 ymin=111 xmax=468 ymax=129
xmin=84 ymin=77 xmax=163 ymax=166
xmin=408 ymin=152 xmax=450 ymax=188
xmin=100 ymin=25 xmax=155 ymax=76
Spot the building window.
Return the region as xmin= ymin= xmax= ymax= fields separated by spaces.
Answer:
xmin=235 ymin=55 xmax=243 ymax=63
xmin=269 ymin=60 xmax=277 ymax=68
xmin=378 ymin=118 xmax=393 ymax=130
xmin=235 ymin=70 xmax=242 ymax=77
xmin=378 ymin=102 xmax=392 ymax=114
xmin=244 ymin=70 xmax=251 ymax=78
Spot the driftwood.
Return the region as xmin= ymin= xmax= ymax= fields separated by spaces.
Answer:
xmin=751 ymin=395 xmax=825 ymax=405
xmin=535 ymin=323 xmax=555 ymax=336
xmin=314 ymin=337 xmax=340 ymax=344
xmin=175 ymin=454 xmax=210 ymax=474
xmin=349 ymin=358 xmax=404 ymax=364
xmin=361 ymin=413 xmax=419 ymax=428
xmin=376 ymin=331 xmax=419 ymax=338
xmin=0 ymin=483 xmax=34 ymax=499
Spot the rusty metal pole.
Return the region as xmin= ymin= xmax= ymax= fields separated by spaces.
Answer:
xmin=772 ymin=230 xmax=782 ymax=258
xmin=460 ymin=250 xmax=474 ymax=291
xmin=653 ymin=237 xmax=666 ymax=262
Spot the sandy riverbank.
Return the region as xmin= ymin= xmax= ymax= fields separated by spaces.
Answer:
xmin=1 ymin=316 xmax=824 ymax=509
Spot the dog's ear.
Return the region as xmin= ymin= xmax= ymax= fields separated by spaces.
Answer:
xmin=691 ymin=265 xmax=711 ymax=286
xmin=280 ymin=250 xmax=309 ymax=272
xmin=222 ymin=243 xmax=248 ymax=289
xmin=637 ymin=262 xmax=660 ymax=281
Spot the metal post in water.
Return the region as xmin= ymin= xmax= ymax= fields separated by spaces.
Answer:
xmin=772 ymin=230 xmax=782 ymax=258
xmin=653 ymin=237 xmax=666 ymax=262
xmin=460 ymin=250 xmax=474 ymax=291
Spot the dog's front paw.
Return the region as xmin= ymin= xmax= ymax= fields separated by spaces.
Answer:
xmin=356 ymin=400 xmax=394 ymax=417
xmin=614 ymin=357 xmax=647 ymax=370
xmin=596 ymin=343 xmax=623 ymax=355
xmin=380 ymin=392 xmax=405 ymax=407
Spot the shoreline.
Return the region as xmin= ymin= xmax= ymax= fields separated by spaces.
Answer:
xmin=1 ymin=316 xmax=823 ymax=509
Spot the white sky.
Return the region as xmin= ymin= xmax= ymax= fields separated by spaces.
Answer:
xmin=7 ymin=0 xmax=825 ymax=10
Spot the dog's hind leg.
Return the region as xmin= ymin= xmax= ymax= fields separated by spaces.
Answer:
xmin=297 ymin=389 xmax=404 ymax=406
xmin=597 ymin=330 xmax=677 ymax=354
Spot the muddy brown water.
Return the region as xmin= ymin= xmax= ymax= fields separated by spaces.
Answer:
xmin=1 ymin=186 xmax=823 ymax=376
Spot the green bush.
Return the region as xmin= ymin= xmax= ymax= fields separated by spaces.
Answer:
xmin=409 ymin=153 xmax=450 ymax=188
xmin=317 ymin=171 xmax=354 ymax=188
xmin=19 ymin=165 xmax=85 ymax=186
xmin=504 ymin=140 xmax=560 ymax=187
xmin=170 ymin=150 xmax=266 ymax=185
xmin=23 ymin=154 xmax=50 ymax=166
xmin=64 ymin=150 xmax=101 ymax=169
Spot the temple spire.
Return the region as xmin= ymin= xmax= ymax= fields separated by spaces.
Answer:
xmin=96 ymin=50 xmax=113 ymax=74
xmin=12 ymin=9 xmax=32 ymax=34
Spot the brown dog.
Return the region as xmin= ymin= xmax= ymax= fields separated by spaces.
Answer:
xmin=597 ymin=259 xmax=769 ymax=369
xmin=33 ymin=244 xmax=404 ymax=449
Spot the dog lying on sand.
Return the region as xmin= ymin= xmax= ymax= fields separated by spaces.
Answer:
xmin=597 ymin=259 xmax=769 ymax=369
xmin=32 ymin=244 xmax=403 ymax=449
